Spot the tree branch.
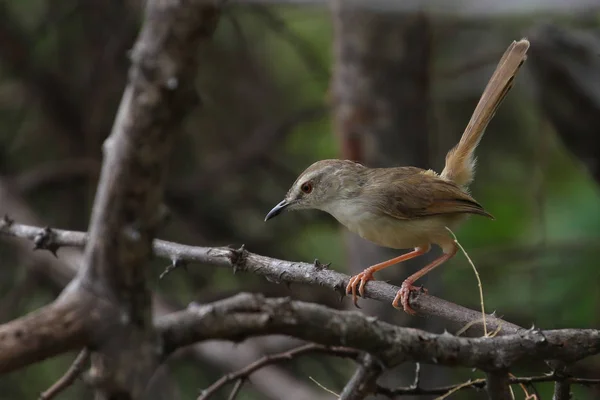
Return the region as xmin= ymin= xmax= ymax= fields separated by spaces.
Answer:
xmin=553 ymin=381 xmax=571 ymax=400
xmin=4 ymin=0 xmax=222 ymax=396
xmin=39 ymin=348 xmax=90 ymax=400
xmin=377 ymin=374 xmax=600 ymax=397
xmin=156 ymin=293 xmax=600 ymax=371
xmin=0 ymin=296 xmax=96 ymax=374
xmin=0 ymin=180 xmax=326 ymax=400
xmin=0 ymin=220 xmax=521 ymax=336
xmin=197 ymin=344 xmax=359 ymax=400
xmin=486 ymin=371 xmax=511 ymax=400
xmin=339 ymin=354 xmax=382 ymax=400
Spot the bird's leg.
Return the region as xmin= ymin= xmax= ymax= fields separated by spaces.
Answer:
xmin=346 ymin=245 xmax=430 ymax=307
xmin=393 ymin=243 xmax=458 ymax=315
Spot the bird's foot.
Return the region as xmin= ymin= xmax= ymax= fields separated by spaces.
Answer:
xmin=346 ymin=269 xmax=376 ymax=307
xmin=392 ymin=281 xmax=427 ymax=315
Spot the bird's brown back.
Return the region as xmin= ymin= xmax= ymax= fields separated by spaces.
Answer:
xmin=359 ymin=167 xmax=493 ymax=221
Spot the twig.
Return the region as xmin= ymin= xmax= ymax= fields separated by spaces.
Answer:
xmin=447 ymin=227 xmax=488 ymax=337
xmin=310 ymin=376 xmax=340 ymax=397
xmin=15 ymin=158 xmax=100 ymax=194
xmin=376 ymin=370 xmax=600 ymax=396
xmin=197 ymin=344 xmax=359 ymax=400
xmin=435 ymin=378 xmax=485 ymax=400
xmin=509 ymin=372 xmax=538 ymax=400
xmin=39 ymin=348 xmax=90 ymax=400
xmin=411 ymin=363 xmax=421 ymax=389
xmin=250 ymin=6 xmax=329 ymax=81
xmin=339 ymin=354 xmax=382 ymax=400
xmin=226 ymin=379 xmax=245 ymax=400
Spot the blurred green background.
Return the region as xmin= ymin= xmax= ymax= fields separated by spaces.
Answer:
xmin=0 ymin=0 xmax=599 ymax=399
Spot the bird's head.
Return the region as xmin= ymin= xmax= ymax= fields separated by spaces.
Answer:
xmin=264 ymin=159 xmax=365 ymax=221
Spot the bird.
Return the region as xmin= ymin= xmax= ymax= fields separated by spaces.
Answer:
xmin=264 ymin=39 xmax=530 ymax=314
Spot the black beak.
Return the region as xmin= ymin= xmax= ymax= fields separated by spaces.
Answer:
xmin=265 ymin=200 xmax=290 ymax=221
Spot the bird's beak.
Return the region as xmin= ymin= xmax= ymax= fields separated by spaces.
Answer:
xmin=265 ymin=199 xmax=290 ymax=221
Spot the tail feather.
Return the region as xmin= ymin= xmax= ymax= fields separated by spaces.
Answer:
xmin=441 ymin=39 xmax=530 ymax=188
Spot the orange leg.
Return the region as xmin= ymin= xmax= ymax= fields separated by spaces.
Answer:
xmin=392 ymin=243 xmax=458 ymax=315
xmin=346 ymin=245 xmax=430 ymax=307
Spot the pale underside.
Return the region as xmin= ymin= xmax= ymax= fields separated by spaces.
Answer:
xmin=321 ymin=199 xmax=466 ymax=254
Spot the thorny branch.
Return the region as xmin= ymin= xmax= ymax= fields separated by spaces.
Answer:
xmin=4 ymin=219 xmax=600 ymax=396
xmin=156 ymin=293 xmax=600 ymax=371
xmin=2 ymin=218 xmax=600 ymax=396
xmin=0 ymin=219 xmax=520 ymax=336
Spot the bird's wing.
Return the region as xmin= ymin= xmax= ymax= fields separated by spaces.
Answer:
xmin=362 ymin=168 xmax=493 ymax=220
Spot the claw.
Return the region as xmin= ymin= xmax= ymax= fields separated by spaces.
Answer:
xmin=346 ymin=270 xmax=375 ymax=307
xmin=392 ymin=281 xmax=423 ymax=315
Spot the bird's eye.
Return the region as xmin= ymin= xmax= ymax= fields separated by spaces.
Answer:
xmin=301 ymin=182 xmax=313 ymax=194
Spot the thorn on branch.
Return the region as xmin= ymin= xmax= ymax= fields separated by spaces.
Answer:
xmin=0 ymin=214 xmax=14 ymax=229
xmin=159 ymin=257 xmax=187 ymax=280
xmin=313 ymin=259 xmax=331 ymax=270
xmin=33 ymin=226 xmax=60 ymax=257
xmin=333 ymin=280 xmax=346 ymax=299
xmin=230 ymin=244 xmax=247 ymax=274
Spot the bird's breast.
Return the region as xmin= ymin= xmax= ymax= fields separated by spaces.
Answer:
xmin=322 ymin=200 xmax=463 ymax=250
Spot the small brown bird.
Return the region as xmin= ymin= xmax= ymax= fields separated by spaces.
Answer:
xmin=265 ymin=39 xmax=530 ymax=314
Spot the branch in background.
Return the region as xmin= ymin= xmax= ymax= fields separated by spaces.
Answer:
xmin=197 ymin=344 xmax=359 ymax=400
xmin=0 ymin=270 xmax=37 ymax=322
xmin=39 ymin=348 xmax=90 ymax=400
xmin=249 ymin=6 xmax=329 ymax=81
xmin=15 ymin=158 xmax=101 ymax=194
xmin=0 ymin=2 xmax=84 ymax=148
xmin=172 ymin=105 xmax=327 ymax=194
xmin=528 ymin=24 xmax=600 ymax=184
xmin=339 ymin=354 xmax=382 ymax=400
xmin=0 ymin=220 xmax=521 ymax=336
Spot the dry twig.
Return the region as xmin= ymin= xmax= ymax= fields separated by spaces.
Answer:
xmin=197 ymin=344 xmax=359 ymax=400
xmin=39 ymin=348 xmax=90 ymax=400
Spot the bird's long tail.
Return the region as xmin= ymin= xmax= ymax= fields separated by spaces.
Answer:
xmin=441 ymin=39 xmax=530 ymax=188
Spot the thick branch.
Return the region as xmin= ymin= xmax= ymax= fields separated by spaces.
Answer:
xmin=0 ymin=221 xmax=521 ymax=336
xmin=156 ymin=293 xmax=600 ymax=371
xmin=65 ymin=0 xmax=221 ymax=397
xmin=0 ymin=294 xmax=99 ymax=374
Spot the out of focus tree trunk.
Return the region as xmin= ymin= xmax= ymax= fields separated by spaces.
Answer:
xmin=528 ymin=24 xmax=600 ymax=184
xmin=330 ymin=2 xmax=448 ymax=394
